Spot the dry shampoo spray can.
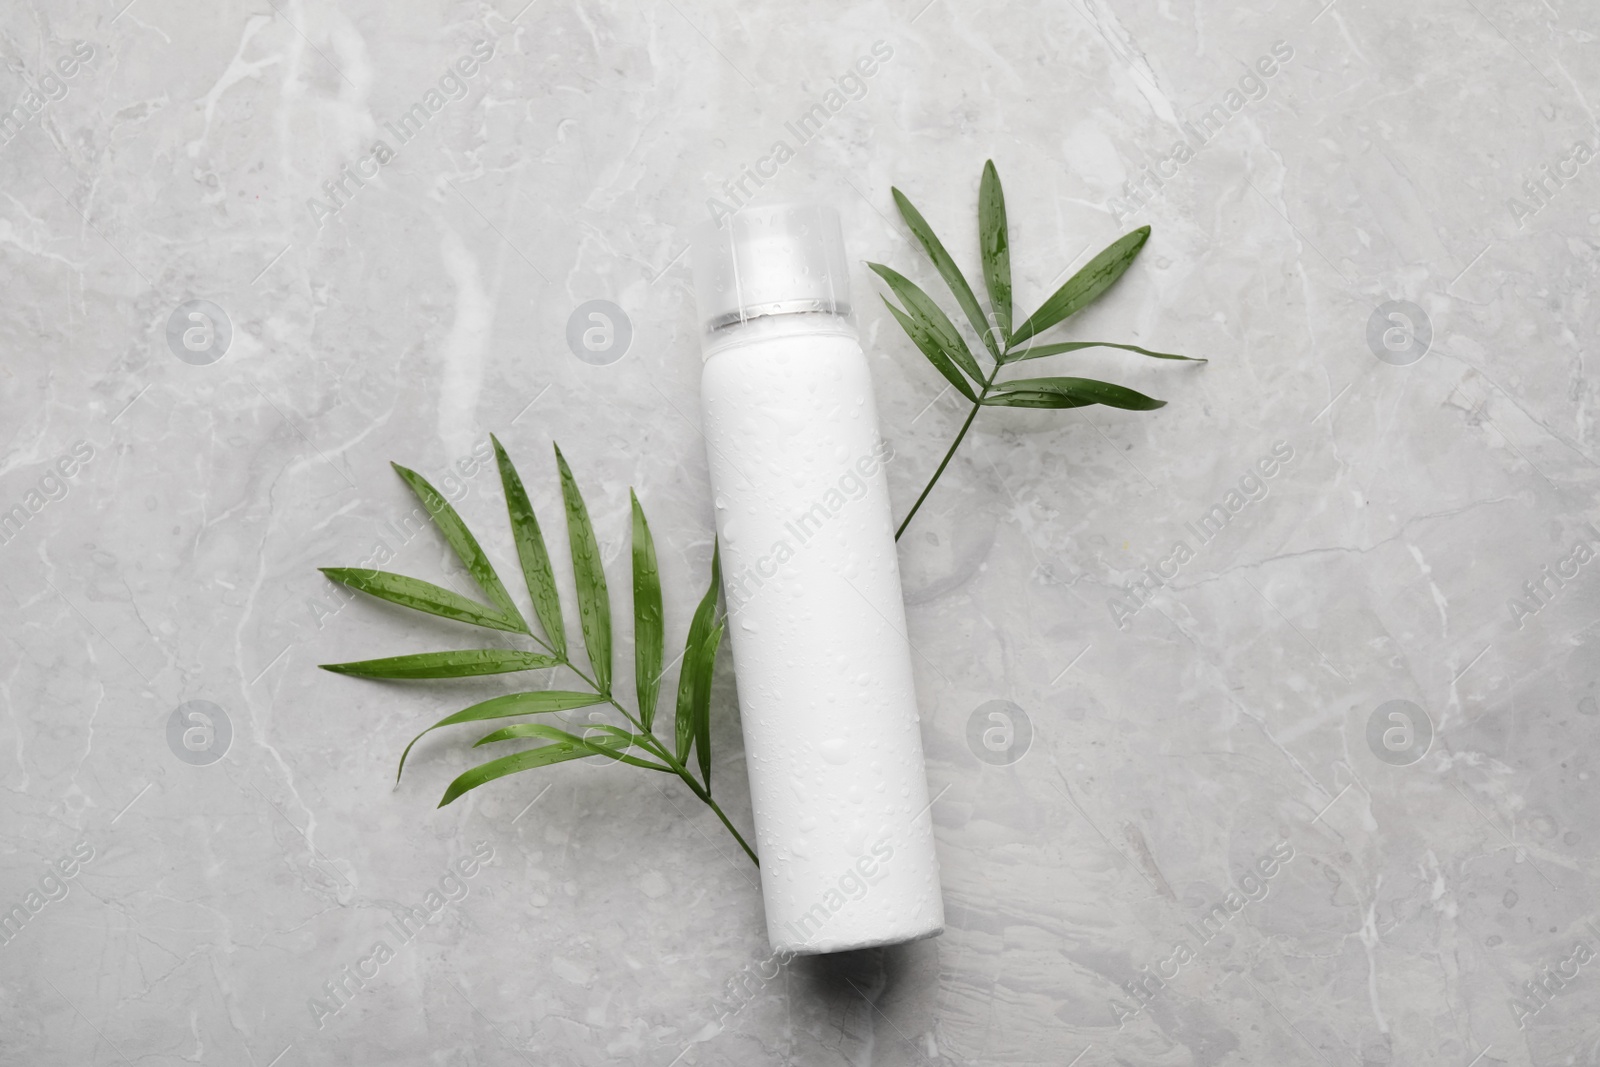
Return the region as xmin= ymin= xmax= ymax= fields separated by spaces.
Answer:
xmin=691 ymin=203 xmax=944 ymax=954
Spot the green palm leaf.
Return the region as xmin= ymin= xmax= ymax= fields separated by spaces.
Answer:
xmin=397 ymin=690 xmax=605 ymax=781
xmin=320 ymin=568 xmax=524 ymax=633
xmin=879 ymin=299 xmax=978 ymax=402
xmin=986 ymin=376 xmax=1165 ymax=410
xmin=675 ymin=542 xmax=721 ymax=773
xmin=391 ymin=462 xmax=525 ymax=630
xmin=491 ymin=435 xmax=567 ymax=658
xmin=1007 ymin=340 xmax=1204 ymax=362
xmin=866 ymin=262 xmax=984 ymax=383
xmin=320 ymin=649 xmax=557 ymax=679
xmin=554 ymin=445 xmax=612 ymax=694
xmin=470 ymin=722 xmax=668 ymax=771
xmin=1010 ymin=227 xmax=1150 ymax=346
xmin=437 ymin=732 xmax=631 ymax=807
xmin=631 ymin=491 xmax=665 ymax=731
xmin=692 ymin=623 xmax=724 ymax=789
xmin=978 ymin=159 xmax=1011 ymax=342
xmin=320 ymin=437 xmax=760 ymax=866
xmin=892 ymin=186 xmax=1001 ymax=360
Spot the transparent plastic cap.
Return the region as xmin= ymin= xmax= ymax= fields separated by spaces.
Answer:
xmin=691 ymin=203 xmax=852 ymax=333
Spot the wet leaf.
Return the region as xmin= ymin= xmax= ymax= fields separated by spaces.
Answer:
xmin=979 ymin=390 xmax=1096 ymax=409
xmin=492 ymin=435 xmax=567 ymax=658
xmin=675 ymin=542 xmax=721 ymax=770
xmin=320 ymin=649 xmax=558 ymax=679
xmin=1010 ymin=226 xmax=1151 ymax=346
xmin=986 ymin=376 xmax=1165 ymax=410
xmin=979 ymin=159 xmax=1011 ymax=342
xmin=471 ymin=722 xmax=669 ymax=771
xmin=692 ymin=623 xmax=724 ymax=789
xmin=867 ymin=262 xmax=984 ymax=384
xmin=554 ymin=445 xmax=612 ymax=694
xmin=392 ymin=462 xmax=525 ymax=631
xmin=892 ymin=186 xmax=1001 ymax=359
xmin=1006 ymin=340 xmax=1204 ymax=363
xmin=397 ymin=690 xmax=605 ymax=781
xmin=631 ymin=492 xmax=665 ymax=732
xmin=879 ymin=299 xmax=978 ymax=403
xmin=437 ymin=732 xmax=631 ymax=807
xmin=319 ymin=568 xmax=524 ymax=633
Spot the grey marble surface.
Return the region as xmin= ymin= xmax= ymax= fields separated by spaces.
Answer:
xmin=3 ymin=1 xmax=1599 ymax=1064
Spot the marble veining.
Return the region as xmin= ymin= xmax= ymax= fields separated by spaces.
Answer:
xmin=1 ymin=1 xmax=1598 ymax=1065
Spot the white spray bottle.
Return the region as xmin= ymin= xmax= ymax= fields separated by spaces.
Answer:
xmin=690 ymin=203 xmax=944 ymax=954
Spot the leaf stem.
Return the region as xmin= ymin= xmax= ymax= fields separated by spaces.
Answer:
xmin=895 ymin=361 xmax=1002 ymax=541
xmin=686 ymin=785 xmax=761 ymax=867
xmin=555 ymin=655 xmax=761 ymax=867
xmin=610 ymin=697 xmax=761 ymax=867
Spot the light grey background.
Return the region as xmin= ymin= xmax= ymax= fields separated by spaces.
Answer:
xmin=2 ymin=1 xmax=1598 ymax=1064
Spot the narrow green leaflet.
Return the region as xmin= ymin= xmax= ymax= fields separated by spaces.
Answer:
xmin=554 ymin=445 xmax=612 ymax=694
xmin=880 ymin=299 xmax=978 ymax=403
xmin=320 ymin=568 xmax=525 ymax=633
xmin=320 ymin=649 xmax=558 ymax=679
xmin=988 ymin=376 xmax=1166 ymax=410
xmin=866 ymin=263 xmax=984 ymax=383
xmin=397 ymin=689 xmax=606 ymax=781
xmin=692 ymin=623 xmax=725 ymax=789
xmin=978 ymin=159 xmax=1011 ymax=342
xmin=630 ymin=492 xmax=665 ymax=732
xmin=981 ymin=390 xmax=1098 ymax=410
xmin=892 ymin=186 xmax=1001 ymax=360
xmin=491 ymin=435 xmax=566 ymax=658
xmin=470 ymin=722 xmax=668 ymax=772
xmin=437 ymin=732 xmax=630 ymax=807
xmin=1010 ymin=226 xmax=1151 ymax=346
xmin=675 ymin=542 xmax=722 ymax=767
xmin=583 ymin=723 xmax=673 ymax=771
xmin=391 ymin=462 xmax=525 ymax=630
xmin=1007 ymin=340 xmax=1205 ymax=363
xmin=474 ymin=722 xmax=563 ymax=745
